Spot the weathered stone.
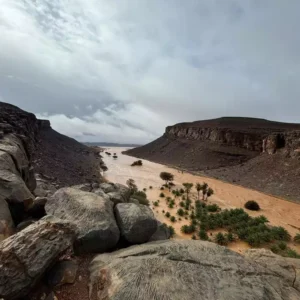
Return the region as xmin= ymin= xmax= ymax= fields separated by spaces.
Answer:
xmin=0 ymin=197 xmax=14 ymax=241
xmin=107 ymin=192 xmax=124 ymax=205
xmin=16 ymin=219 xmax=35 ymax=231
xmin=91 ymin=182 xmax=99 ymax=189
xmin=0 ymin=217 xmax=78 ymax=300
xmin=128 ymin=197 xmax=140 ymax=205
xmin=34 ymin=180 xmax=57 ymax=197
xmin=149 ymin=221 xmax=170 ymax=241
xmin=245 ymin=248 xmax=300 ymax=291
xmin=90 ymin=240 xmax=300 ymax=300
xmin=99 ymin=182 xmax=115 ymax=193
xmin=114 ymin=183 xmax=131 ymax=201
xmin=115 ymin=203 xmax=157 ymax=244
xmin=91 ymin=188 xmax=110 ymax=201
xmin=47 ymin=260 xmax=78 ymax=287
xmin=46 ymin=188 xmax=120 ymax=254
xmin=71 ymin=183 xmax=92 ymax=192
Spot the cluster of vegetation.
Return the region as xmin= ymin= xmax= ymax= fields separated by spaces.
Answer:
xmin=161 ymin=223 xmax=175 ymax=238
xmin=153 ymin=201 xmax=159 ymax=207
xmin=244 ymin=200 xmax=260 ymax=211
xmin=131 ymin=160 xmax=143 ymax=166
xmin=159 ymin=192 xmax=165 ymax=198
xmin=126 ymin=179 xmax=149 ymax=206
xmin=160 ymin=172 xmax=174 ymax=190
xmin=270 ymin=241 xmax=300 ymax=258
xmin=195 ymin=182 xmax=214 ymax=200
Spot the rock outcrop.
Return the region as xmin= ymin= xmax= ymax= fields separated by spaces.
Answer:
xmin=125 ymin=117 xmax=300 ymax=202
xmin=45 ymin=188 xmax=120 ymax=254
xmin=0 ymin=217 xmax=78 ymax=300
xmin=90 ymin=240 xmax=300 ymax=300
xmin=115 ymin=203 xmax=158 ymax=244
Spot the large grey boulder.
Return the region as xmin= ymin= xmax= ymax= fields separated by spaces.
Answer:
xmin=89 ymin=240 xmax=300 ymax=300
xmin=34 ymin=179 xmax=57 ymax=197
xmin=115 ymin=203 xmax=157 ymax=244
xmin=45 ymin=188 xmax=120 ymax=254
xmin=99 ymin=182 xmax=116 ymax=193
xmin=149 ymin=221 xmax=171 ymax=241
xmin=0 ymin=134 xmax=36 ymax=192
xmin=0 ymin=216 xmax=78 ymax=300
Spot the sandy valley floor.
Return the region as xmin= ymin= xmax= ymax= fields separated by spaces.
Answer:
xmin=103 ymin=147 xmax=300 ymax=254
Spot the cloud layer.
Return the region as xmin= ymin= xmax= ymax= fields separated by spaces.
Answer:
xmin=1 ymin=0 xmax=300 ymax=143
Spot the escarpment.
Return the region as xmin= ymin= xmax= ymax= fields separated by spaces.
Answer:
xmin=125 ymin=117 xmax=300 ymax=202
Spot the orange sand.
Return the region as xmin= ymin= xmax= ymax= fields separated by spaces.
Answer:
xmin=103 ymin=147 xmax=300 ymax=254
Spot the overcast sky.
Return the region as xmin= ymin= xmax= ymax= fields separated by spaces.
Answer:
xmin=1 ymin=1 xmax=300 ymax=144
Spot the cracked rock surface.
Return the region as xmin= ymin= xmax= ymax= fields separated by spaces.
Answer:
xmin=90 ymin=240 xmax=300 ymax=300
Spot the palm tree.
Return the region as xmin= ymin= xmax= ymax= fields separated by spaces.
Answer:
xmin=183 ymin=183 xmax=193 ymax=200
xmin=195 ymin=183 xmax=202 ymax=200
xmin=201 ymin=182 xmax=208 ymax=200
xmin=206 ymin=187 xmax=214 ymax=200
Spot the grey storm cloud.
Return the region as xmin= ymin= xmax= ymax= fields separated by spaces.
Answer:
xmin=1 ymin=0 xmax=300 ymax=144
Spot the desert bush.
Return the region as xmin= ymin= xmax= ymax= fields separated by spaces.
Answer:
xmin=149 ymin=186 xmax=153 ymax=189
xmin=179 ymin=201 xmax=185 ymax=208
xmin=131 ymin=160 xmax=143 ymax=166
xmin=153 ymin=201 xmax=159 ymax=207
xmin=226 ymin=232 xmax=235 ymax=242
xmin=160 ymin=187 xmax=164 ymax=190
xmin=170 ymin=216 xmax=176 ymax=222
xmin=168 ymin=225 xmax=175 ymax=238
xmin=143 ymin=188 xmax=147 ymax=192
xmin=206 ymin=204 xmax=221 ymax=212
xmin=165 ymin=212 xmax=171 ymax=218
xmin=159 ymin=192 xmax=165 ymax=198
xmin=294 ymin=233 xmax=300 ymax=243
xmin=160 ymin=172 xmax=174 ymax=185
xmin=181 ymin=224 xmax=196 ymax=234
xmin=244 ymin=200 xmax=260 ymax=211
xmin=199 ymin=229 xmax=209 ymax=241
xmin=215 ymin=232 xmax=228 ymax=246
xmin=271 ymin=226 xmax=291 ymax=241
xmin=177 ymin=208 xmax=185 ymax=216
xmin=168 ymin=203 xmax=174 ymax=209
xmin=132 ymin=190 xmax=149 ymax=206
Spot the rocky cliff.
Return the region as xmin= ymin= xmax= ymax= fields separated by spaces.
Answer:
xmin=125 ymin=117 xmax=300 ymax=202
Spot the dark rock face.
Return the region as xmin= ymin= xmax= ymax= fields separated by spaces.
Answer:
xmin=149 ymin=221 xmax=171 ymax=241
xmin=115 ymin=203 xmax=157 ymax=244
xmin=0 ymin=217 xmax=78 ymax=300
xmin=125 ymin=117 xmax=300 ymax=202
xmin=89 ymin=240 xmax=300 ymax=300
xmin=45 ymin=188 xmax=120 ymax=254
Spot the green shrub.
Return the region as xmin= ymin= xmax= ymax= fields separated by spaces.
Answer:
xmin=177 ymin=208 xmax=185 ymax=216
xmin=278 ymin=241 xmax=287 ymax=250
xmin=179 ymin=188 xmax=184 ymax=194
xmin=206 ymin=204 xmax=220 ymax=212
xmin=160 ymin=187 xmax=164 ymax=190
xmin=165 ymin=212 xmax=170 ymax=218
xmin=226 ymin=232 xmax=235 ymax=242
xmin=162 ymin=210 xmax=165 ymax=213
xmin=294 ymin=233 xmax=300 ymax=243
xmin=244 ymin=200 xmax=260 ymax=211
xmin=132 ymin=191 xmax=149 ymax=206
xmin=199 ymin=229 xmax=208 ymax=241
xmin=168 ymin=203 xmax=174 ymax=209
xmin=215 ymin=232 xmax=228 ymax=246
xmin=159 ymin=192 xmax=165 ymax=198
xmin=271 ymin=226 xmax=291 ymax=241
xmin=170 ymin=216 xmax=176 ymax=222
xmin=143 ymin=188 xmax=147 ymax=192
xmin=179 ymin=201 xmax=185 ymax=208
xmin=149 ymin=186 xmax=153 ymax=189
xmin=181 ymin=224 xmax=196 ymax=234
xmin=285 ymin=249 xmax=300 ymax=259
xmin=168 ymin=225 xmax=175 ymax=238
xmin=153 ymin=201 xmax=159 ymax=207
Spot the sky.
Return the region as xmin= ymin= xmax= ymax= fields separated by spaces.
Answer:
xmin=1 ymin=0 xmax=300 ymax=144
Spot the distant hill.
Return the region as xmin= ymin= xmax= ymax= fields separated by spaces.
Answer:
xmin=84 ymin=142 xmax=142 ymax=147
xmin=125 ymin=117 xmax=300 ymax=202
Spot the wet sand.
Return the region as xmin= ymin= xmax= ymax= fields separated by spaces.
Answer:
xmin=103 ymin=147 xmax=300 ymax=254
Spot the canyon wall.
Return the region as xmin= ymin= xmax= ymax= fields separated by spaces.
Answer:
xmin=125 ymin=117 xmax=300 ymax=202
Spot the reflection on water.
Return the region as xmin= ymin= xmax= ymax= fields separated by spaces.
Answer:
xmin=103 ymin=147 xmax=300 ymax=254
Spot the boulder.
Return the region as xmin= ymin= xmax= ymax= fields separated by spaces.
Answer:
xmin=149 ymin=221 xmax=171 ymax=241
xmin=114 ymin=203 xmax=157 ymax=244
xmin=92 ymin=188 xmax=110 ymax=201
xmin=0 ymin=217 xmax=78 ymax=300
xmin=45 ymin=188 xmax=120 ymax=254
xmin=128 ymin=197 xmax=140 ymax=205
xmin=71 ymin=183 xmax=92 ymax=192
xmin=89 ymin=240 xmax=300 ymax=300
xmin=47 ymin=260 xmax=78 ymax=287
xmin=16 ymin=219 xmax=35 ymax=231
xmin=107 ymin=191 xmax=124 ymax=205
xmin=114 ymin=183 xmax=131 ymax=201
xmin=34 ymin=180 xmax=57 ymax=197
xmin=245 ymin=248 xmax=300 ymax=291
xmin=99 ymin=182 xmax=116 ymax=193
xmin=0 ymin=198 xmax=14 ymax=241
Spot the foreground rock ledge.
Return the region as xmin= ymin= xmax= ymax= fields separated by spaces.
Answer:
xmin=0 ymin=217 xmax=78 ymax=300
xmin=90 ymin=240 xmax=300 ymax=300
